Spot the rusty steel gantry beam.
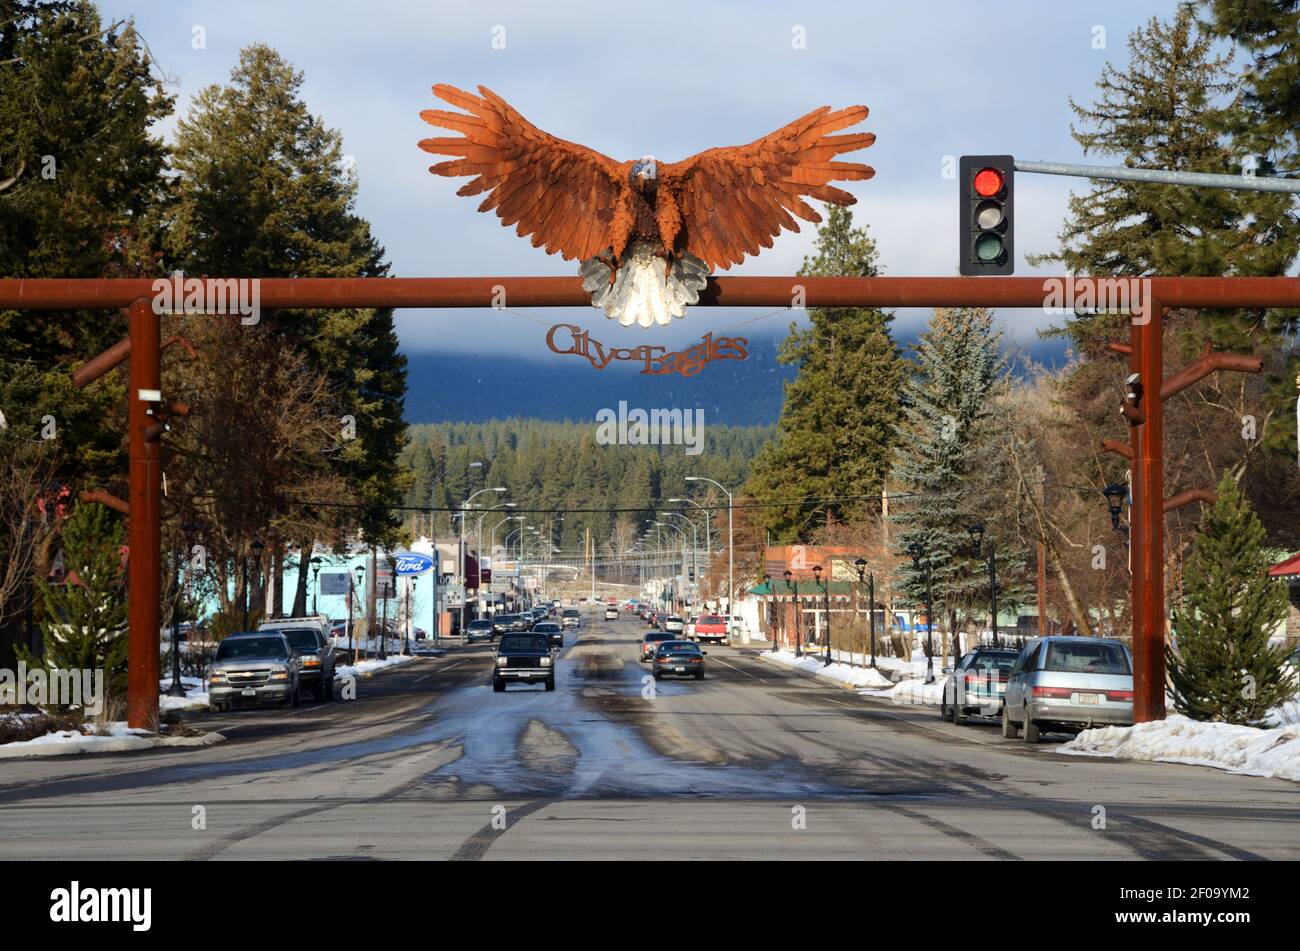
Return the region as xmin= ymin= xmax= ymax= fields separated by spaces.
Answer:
xmin=0 ymin=275 xmax=1296 ymax=730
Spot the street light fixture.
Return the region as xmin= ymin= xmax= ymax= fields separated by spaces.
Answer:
xmin=1103 ymin=483 xmax=1128 ymax=530
xmin=907 ymin=541 xmax=936 ymax=684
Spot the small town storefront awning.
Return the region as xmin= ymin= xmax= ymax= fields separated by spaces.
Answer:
xmin=1268 ymin=551 xmax=1300 ymax=581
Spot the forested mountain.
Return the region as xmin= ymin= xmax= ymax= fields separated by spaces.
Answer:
xmin=400 ymin=419 xmax=772 ymax=556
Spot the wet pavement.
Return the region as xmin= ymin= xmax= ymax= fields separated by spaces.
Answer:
xmin=1 ymin=607 xmax=1297 ymax=860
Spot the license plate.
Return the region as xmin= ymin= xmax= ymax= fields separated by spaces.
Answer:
xmin=675 ymin=666 xmax=685 ymax=673
xmin=1076 ymin=692 xmax=1100 ymax=704
xmin=241 ymin=688 xmax=257 ymax=697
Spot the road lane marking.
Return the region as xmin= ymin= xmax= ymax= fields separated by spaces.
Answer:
xmin=709 ymin=656 xmax=766 ymax=683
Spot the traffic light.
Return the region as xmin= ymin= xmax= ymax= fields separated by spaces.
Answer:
xmin=959 ymin=155 xmax=1014 ymax=275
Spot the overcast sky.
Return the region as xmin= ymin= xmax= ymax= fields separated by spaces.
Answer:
xmin=101 ymin=0 xmax=1192 ymax=357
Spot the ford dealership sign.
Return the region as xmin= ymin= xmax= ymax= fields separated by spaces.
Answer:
xmin=391 ymin=551 xmax=435 ymax=576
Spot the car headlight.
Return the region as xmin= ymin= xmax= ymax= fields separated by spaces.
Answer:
xmin=302 ymin=657 xmax=321 ymax=668
xmin=540 ymin=656 xmax=551 ymax=666
xmin=208 ymin=671 xmax=225 ymax=684
xmin=269 ymin=667 xmax=290 ymax=681
xmin=496 ymin=657 xmax=508 ymax=667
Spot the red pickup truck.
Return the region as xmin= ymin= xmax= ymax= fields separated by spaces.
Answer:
xmin=693 ymin=614 xmax=728 ymax=645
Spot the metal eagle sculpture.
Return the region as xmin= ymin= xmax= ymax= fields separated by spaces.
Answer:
xmin=419 ymin=85 xmax=875 ymax=328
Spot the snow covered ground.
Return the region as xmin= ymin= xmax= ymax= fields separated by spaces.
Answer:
xmin=1061 ymin=715 xmax=1300 ymax=782
xmin=159 ymin=676 xmax=209 ymax=712
xmin=759 ymin=649 xmax=893 ymax=689
xmin=0 ymin=719 xmax=224 ymax=759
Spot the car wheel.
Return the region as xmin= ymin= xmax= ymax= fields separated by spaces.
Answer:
xmin=313 ymin=680 xmax=325 ymax=702
xmin=208 ymin=703 xmax=222 ymax=714
xmin=939 ymin=695 xmax=949 ymax=721
xmin=1023 ymin=712 xmax=1040 ymax=744
xmin=325 ymin=676 xmax=335 ymax=702
xmin=653 ymin=671 xmax=662 ymax=681
xmin=694 ymin=670 xmax=704 ymax=680
xmin=1001 ymin=703 xmax=1018 ymax=738
xmin=545 ymin=676 xmax=555 ymax=692
xmin=492 ymin=678 xmax=505 ymax=693
xmin=953 ymin=699 xmax=968 ymax=725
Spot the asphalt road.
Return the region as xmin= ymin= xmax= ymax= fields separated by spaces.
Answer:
xmin=2 ymin=608 xmax=1297 ymax=860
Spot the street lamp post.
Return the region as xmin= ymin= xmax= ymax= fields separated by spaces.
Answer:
xmin=311 ymin=556 xmax=322 ymax=614
xmin=907 ymin=542 xmax=936 ymax=684
xmin=966 ymin=524 xmax=999 ymax=648
xmin=784 ymin=569 xmax=802 ymax=657
xmin=854 ymin=557 xmax=877 ymax=668
xmin=685 ymin=477 xmax=732 ymax=627
xmin=167 ymin=521 xmax=201 ymax=697
xmin=668 ymin=497 xmax=711 ymax=588
xmin=351 ymin=564 xmax=364 ymax=659
xmin=813 ymin=564 xmax=832 ymax=666
xmin=459 ymin=486 xmax=507 ymax=635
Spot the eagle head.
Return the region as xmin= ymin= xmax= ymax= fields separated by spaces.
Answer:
xmin=630 ymin=156 xmax=658 ymax=193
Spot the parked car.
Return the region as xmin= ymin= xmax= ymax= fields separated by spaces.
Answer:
xmin=605 ymin=606 xmax=619 ymax=621
xmin=466 ymin=618 xmax=496 ymax=644
xmin=693 ymin=614 xmax=728 ymax=645
xmin=533 ymin=620 xmax=564 ymax=647
xmin=272 ymin=625 xmax=336 ymax=702
xmin=640 ymin=629 xmax=675 ymax=661
xmin=664 ymin=616 xmax=685 ymax=635
xmin=652 ymin=640 xmax=707 ymax=681
xmin=1002 ymin=636 xmax=1134 ymax=743
xmin=940 ymin=648 xmax=1019 ymax=724
xmin=685 ymin=615 xmax=699 ymax=639
xmin=208 ymin=632 xmax=301 ymax=711
xmin=561 ymin=608 xmax=582 ymax=629
xmin=493 ymin=631 xmax=555 ymax=691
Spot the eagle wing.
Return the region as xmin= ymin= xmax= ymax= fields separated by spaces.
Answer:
xmin=658 ymin=105 xmax=875 ymax=270
xmin=418 ymin=84 xmax=631 ymax=261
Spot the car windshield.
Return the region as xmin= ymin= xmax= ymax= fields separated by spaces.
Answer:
xmin=700 ymin=616 xmax=723 ymax=624
xmin=970 ymin=651 xmax=1017 ymax=673
xmin=562 ymin=609 xmax=579 ymax=617
xmin=658 ymin=641 xmax=700 ymax=653
xmin=534 ymin=623 xmax=560 ymax=631
xmin=217 ymin=637 xmax=287 ymax=660
xmin=1044 ymin=641 xmax=1131 ymax=675
xmin=279 ymin=628 xmax=320 ymax=651
xmin=469 ymin=620 xmax=493 ymax=629
xmin=645 ymin=631 xmax=671 ymax=641
xmin=499 ymin=634 xmax=550 ymax=652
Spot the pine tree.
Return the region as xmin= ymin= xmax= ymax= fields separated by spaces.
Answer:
xmin=744 ymin=206 xmax=904 ymax=541
xmin=1167 ymin=473 xmax=1290 ymax=725
xmin=1029 ymin=8 xmax=1294 ymax=350
xmin=169 ymin=44 xmax=411 ymax=560
xmin=19 ymin=502 xmax=128 ymax=711
xmin=890 ymin=308 xmax=1007 ymax=662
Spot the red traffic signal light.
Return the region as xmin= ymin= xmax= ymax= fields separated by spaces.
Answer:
xmin=959 ymin=155 xmax=1014 ymax=275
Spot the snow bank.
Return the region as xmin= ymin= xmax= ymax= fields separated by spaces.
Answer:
xmin=158 ymin=676 xmax=209 ymax=712
xmin=1060 ymin=715 xmax=1300 ymax=782
xmin=759 ymin=649 xmax=893 ymax=688
xmin=0 ymin=721 xmax=224 ymax=759
xmin=335 ymin=653 xmax=417 ymax=681
xmin=872 ymin=677 xmax=946 ymax=706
